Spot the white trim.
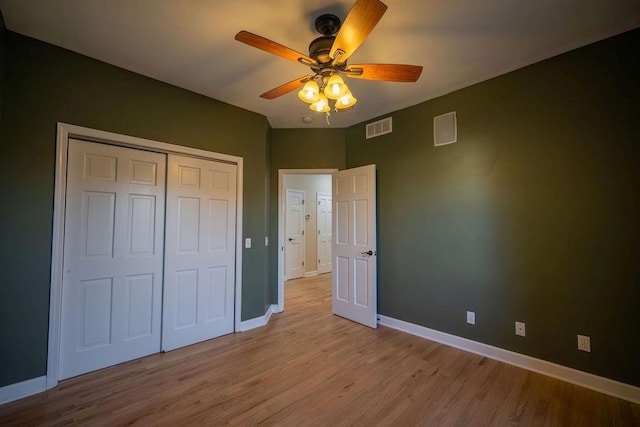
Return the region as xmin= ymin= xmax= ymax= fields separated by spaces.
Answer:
xmin=47 ymin=124 xmax=69 ymax=389
xmin=378 ymin=315 xmax=640 ymax=405
xmin=239 ymin=304 xmax=277 ymax=332
xmin=0 ymin=376 xmax=46 ymax=405
xmin=234 ymin=158 xmax=244 ymax=337
xmin=48 ymin=123 xmax=244 ymax=390
xmin=277 ymin=169 xmax=338 ymax=312
xmin=304 ymin=271 xmax=318 ymax=278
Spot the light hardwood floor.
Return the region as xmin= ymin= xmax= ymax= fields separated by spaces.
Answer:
xmin=1 ymin=274 xmax=639 ymax=426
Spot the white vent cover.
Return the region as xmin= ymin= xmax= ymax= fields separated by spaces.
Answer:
xmin=434 ymin=111 xmax=457 ymax=146
xmin=366 ymin=117 xmax=392 ymax=139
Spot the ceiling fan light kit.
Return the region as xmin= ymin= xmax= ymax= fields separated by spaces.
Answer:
xmin=235 ymin=0 xmax=423 ymax=122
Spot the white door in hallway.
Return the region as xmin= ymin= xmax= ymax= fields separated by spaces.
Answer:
xmin=317 ymin=192 xmax=332 ymax=274
xmin=332 ymin=164 xmax=377 ymax=328
xmin=162 ymin=155 xmax=237 ymax=351
xmin=60 ymin=139 xmax=166 ymax=379
xmin=285 ymin=189 xmax=305 ymax=280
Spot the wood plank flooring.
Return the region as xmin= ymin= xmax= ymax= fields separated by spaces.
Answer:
xmin=1 ymin=274 xmax=639 ymax=426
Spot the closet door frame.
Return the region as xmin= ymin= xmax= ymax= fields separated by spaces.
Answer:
xmin=47 ymin=122 xmax=244 ymax=390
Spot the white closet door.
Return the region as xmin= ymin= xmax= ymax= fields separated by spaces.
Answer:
xmin=317 ymin=192 xmax=332 ymax=274
xmin=60 ymin=139 xmax=166 ymax=379
xmin=285 ymin=189 xmax=305 ymax=280
xmin=162 ymin=155 xmax=237 ymax=351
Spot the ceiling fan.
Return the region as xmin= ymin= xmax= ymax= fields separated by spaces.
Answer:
xmin=234 ymin=0 xmax=423 ymax=114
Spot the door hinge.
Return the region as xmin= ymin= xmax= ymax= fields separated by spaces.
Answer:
xmin=318 ymin=201 xmax=321 ymax=205
xmin=318 ymin=230 xmax=320 ymax=234
xmin=318 ymin=259 xmax=320 ymax=263
xmin=302 ymin=199 xmax=305 ymax=205
xmin=302 ymin=261 xmax=305 ymax=266
xmin=302 ymin=230 xmax=304 ymax=236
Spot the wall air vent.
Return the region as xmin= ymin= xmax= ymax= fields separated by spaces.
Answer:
xmin=366 ymin=117 xmax=392 ymax=139
xmin=434 ymin=111 xmax=457 ymax=146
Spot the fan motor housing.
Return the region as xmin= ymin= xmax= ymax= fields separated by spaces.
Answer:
xmin=309 ymin=13 xmax=343 ymax=66
xmin=309 ymin=36 xmax=335 ymax=65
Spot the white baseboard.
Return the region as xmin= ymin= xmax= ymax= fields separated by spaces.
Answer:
xmin=2 ymin=305 xmax=278 ymax=406
xmin=304 ymin=271 xmax=318 ymax=278
xmin=378 ymin=315 xmax=640 ymax=405
xmin=0 ymin=376 xmax=46 ymax=405
xmin=239 ymin=304 xmax=278 ymax=332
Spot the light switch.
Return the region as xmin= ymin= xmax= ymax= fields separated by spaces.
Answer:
xmin=265 ymin=237 xmax=269 ymax=246
xmin=245 ymin=238 xmax=251 ymax=248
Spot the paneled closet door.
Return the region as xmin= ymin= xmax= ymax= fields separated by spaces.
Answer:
xmin=285 ymin=189 xmax=305 ymax=280
xmin=317 ymin=192 xmax=333 ymax=274
xmin=162 ymin=155 xmax=237 ymax=351
xmin=60 ymin=139 xmax=166 ymax=379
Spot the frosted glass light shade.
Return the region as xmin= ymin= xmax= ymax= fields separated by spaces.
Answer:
xmin=310 ymin=94 xmax=330 ymax=112
xmin=335 ymin=90 xmax=357 ymax=109
xmin=298 ymin=80 xmax=320 ymax=103
xmin=323 ymin=74 xmax=349 ymax=99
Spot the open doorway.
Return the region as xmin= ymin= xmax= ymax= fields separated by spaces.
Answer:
xmin=277 ymin=169 xmax=337 ymax=312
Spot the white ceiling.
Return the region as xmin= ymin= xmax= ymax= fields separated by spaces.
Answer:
xmin=1 ymin=0 xmax=639 ymax=128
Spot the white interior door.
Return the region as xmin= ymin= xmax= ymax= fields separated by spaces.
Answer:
xmin=285 ymin=189 xmax=305 ymax=280
xmin=317 ymin=192 xmax=332 ymax=274
xmin=162 ymin=155 xmax=237 ymax=351
xmin=60 ymin=139 xmax=166 ymax=379
xmin=332 ymin=164 xmax=377 ymax=328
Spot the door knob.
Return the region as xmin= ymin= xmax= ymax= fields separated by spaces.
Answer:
xmin=361 ymin=250 xmax=373 ymax=256
xmin=288 ymin=238 xmax=294 ymax=242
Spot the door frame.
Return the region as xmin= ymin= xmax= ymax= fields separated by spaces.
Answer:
xmin=277 ymin=169 xmax=336 ymax=312
xmin=47 ymin=122 xmax=244 ymax=389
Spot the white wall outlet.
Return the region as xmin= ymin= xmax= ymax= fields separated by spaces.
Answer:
xmin=515 ymin=321 xmax=526 ymax=337
xmin=577 ymin=335 xmax=591 ymax=352
xmin=466 ymin=311 xmax=475 ymax=325
xmin=245 ymin=238 xmax=252 ymax=249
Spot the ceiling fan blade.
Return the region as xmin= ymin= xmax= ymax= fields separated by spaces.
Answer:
xmin=260 ymin=75 xmax=312 ymax=99
xmin=235 ymin=31 xmax=317 ymax=66
xmin=345 ymin=64 xmax=423 ymax=82
xmin=329 ymin=0 xmax=387 ymax=64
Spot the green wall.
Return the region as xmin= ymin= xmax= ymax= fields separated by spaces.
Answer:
xmin=269 ymin=129 xmax=346 ymax=301
xmin=1 ymin=19 xmax=638 ymax=392
xmin=345 ymin=29 xmax=640 ymax=386
xmin=0 ymin=32 xmax=271 ymax=387
xmin=0 ymin=10 xmax=5 ymax=131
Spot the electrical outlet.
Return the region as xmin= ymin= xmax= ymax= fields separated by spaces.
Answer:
xmin=515 ymin=321 xmax=526 ymax=337
xmin=577 ymin=335 xmax=591 ymax=352
xmin=466 ymin=311 xmax=475 ymax=325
